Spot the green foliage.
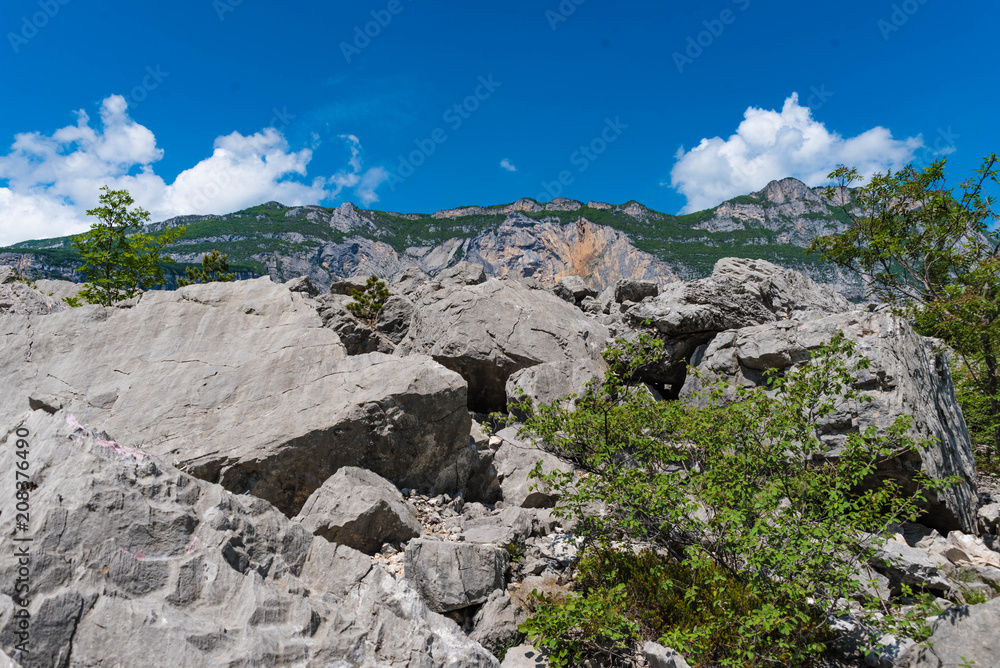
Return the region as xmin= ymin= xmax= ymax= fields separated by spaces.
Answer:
xmin=72 ymin=187 xmax=186 ymax=305
xmin=519 ymin=582 xmax=638 ymax=667
xmin=177 ymin=250 xmax=236 ymax=286
xmin=346 ymin=275 xmax=390 ymax=325
xmin=961 ymin=588 xmax=989 ymax=605
xmin=571 ymin=550 xmax=836 ymax=667
xmin=62 ymin=295 xmax=83 ymax=308
xmin=810 ymin=155 xmax=1000 ymax=456
xmin=514 ymin=332 xmax=950 ymax=667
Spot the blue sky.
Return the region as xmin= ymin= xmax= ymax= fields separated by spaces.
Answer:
xmin=1 ymin=0 xmax=997 ymax=245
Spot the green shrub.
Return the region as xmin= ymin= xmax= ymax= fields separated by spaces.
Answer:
xmin=515 ymin=332 xmax=954 ymax=667
xmin=520 ymin=582 xmax=638 ymax=667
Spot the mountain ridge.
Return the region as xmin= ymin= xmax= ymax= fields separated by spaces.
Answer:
xmin=0 ymin=177 xmax=864 ymax=297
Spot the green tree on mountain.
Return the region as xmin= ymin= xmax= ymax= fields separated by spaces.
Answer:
xmin=177 ymin=250 xmax=236 ymax=286
xmin=73 ymin=186 xmax=186 ymax=306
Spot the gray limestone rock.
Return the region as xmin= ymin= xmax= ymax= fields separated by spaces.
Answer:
xmin=0 ymin=410 xmax=498 ymax=667
xmin=628 ymin=257 xmax=849 ymax=338
xmin=643 ymin=642 xmax=692 ymax=668
xmin=896 ymin=597 xmax=1000 ymax=667
xmin=314 ymin=292 xmax=397 ymax=354
xmin=461 ymin=506 xmax=536 ymax=546
xmin=614 ymin=279 xmax=659 ymax=304
xmin=493 ymin=427 xmax=573 ymax=509
xmin=437 ymin=260 xmax=487 ymax=286
xmin=328 ymin=274 xmax=371 ymax=295
xmin=869 ymin=540 xmax=953 ymax=596
xmin=374 ymin=294 xmax=415 ymax=344
xmin=404 ymin=539 xmax=510 ymax=612
xmin=500 ymin=644 xmax=549 ymax=668
xmin=978 ymin=503 xmax=1000 ymax=535
xmin=553 ymin=275 xmax=596 ymax=303
xmin=283 ymin=275 xmax=319 ymax=297
xmin=505 ymin=359 xmax=607 ymax=415
xmin=396 ymin=274 xmax=609 ymax=412
xmin=294 ymin=466 xmax=422 ymax=555
xmin=470 ymin=590 xmax=527 ymax=656
xmin=0 ymin=281 xmax=63 ymax=316
xmin=682 ymin=310 xmax=978 ymax=534
xmin=0 ymin=278 xmax=474 ymax=518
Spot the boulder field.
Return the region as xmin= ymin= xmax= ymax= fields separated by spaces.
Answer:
xmin=0 ymin=258 xmax=996 ymax=667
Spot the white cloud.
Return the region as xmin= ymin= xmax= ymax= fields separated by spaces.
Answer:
xmin=0 ymin=95 xmax=387 ymax=246
xmin=499 ymin=158 xmax=517 ymax=172
xmin=668 ymin=93 xmax=924 ymax=213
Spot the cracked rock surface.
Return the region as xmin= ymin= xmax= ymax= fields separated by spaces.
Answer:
xmin=0 ymin=410 xmax=498 ymax=667
xmin=0 ymin=277 xmax=475 ymax=516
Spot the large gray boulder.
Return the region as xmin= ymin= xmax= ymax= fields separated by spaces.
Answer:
xmin=628 ymin=257 xmax=850 ymax=337
xmin=404 ymin=539 xmax=509 ymax=612
xmin=0 ymin=409 xmax=498 ymax=667
xmin=0 ymin=278 xmax=474 ymax=516
xmin=395 ymin=271 xmax=609 ymax=412
xmin=619 ymin=257 xmax=851 ymax=388
xmin=294 ymin=466 xmax=422 ymax=555
xmin=897 ymin=597 xmax=1000 ymax=667
xmin=682 ymin=310 xmax=978 ymax=534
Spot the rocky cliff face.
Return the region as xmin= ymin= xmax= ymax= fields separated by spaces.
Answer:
xmin=1 ymin=179 xmax=866 ymax=298
xmin=695 ymin=177 xmax=853 ymax=245
xmin=466 ymin=214 xmax=678 ymax=289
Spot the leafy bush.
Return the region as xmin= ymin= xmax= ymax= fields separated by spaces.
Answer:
xmin=347 ymin=275 xmax=390 ymax=326
xmin=514 ymin=332 xmax=953 ymax=667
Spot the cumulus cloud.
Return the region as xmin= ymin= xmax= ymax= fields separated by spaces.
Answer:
xmin=499 ymin=158 xmax=517 ymax=172
xmin=668 ymin=93 xmax=924 ymax=213
xmin=0 ymin=95 xmax=387 ymax=246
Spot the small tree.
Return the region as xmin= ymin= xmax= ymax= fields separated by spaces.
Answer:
xmin=809 ymin=155 xmax=1000 ymax=457
xmin=346 ymin=275 xmax=390 ymax=326
xmin=177 ymin=250 xmax=236 ymax=286
xmin=73 ymin=186 xmax=185 ymax=305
